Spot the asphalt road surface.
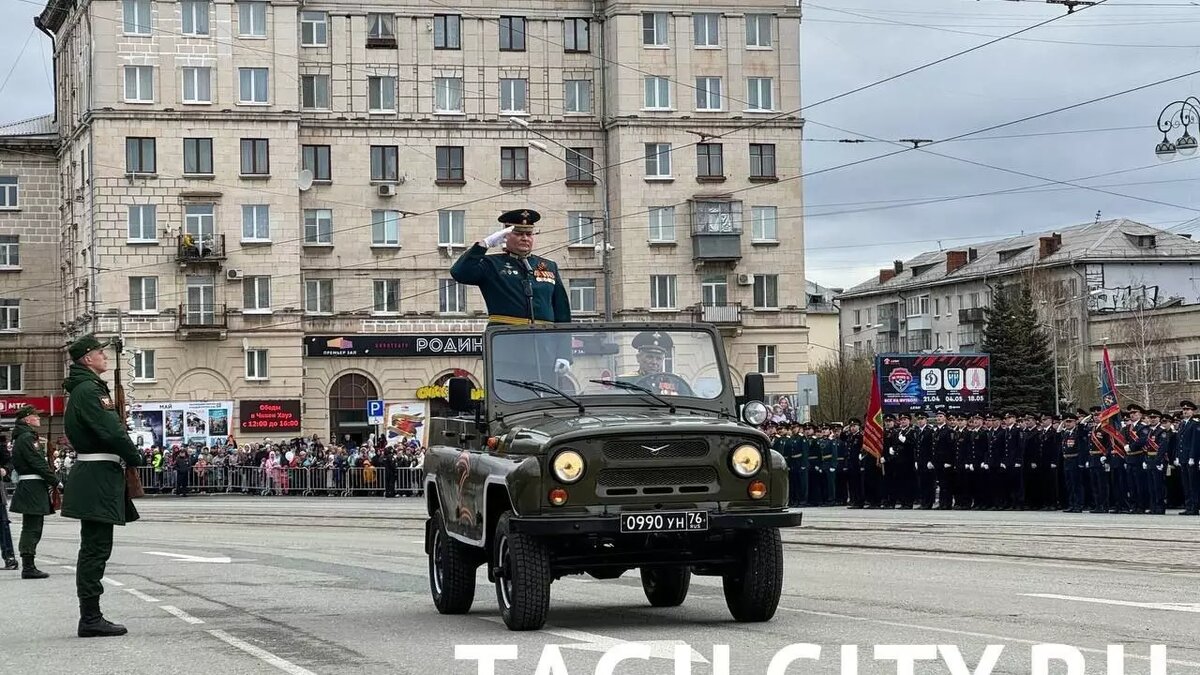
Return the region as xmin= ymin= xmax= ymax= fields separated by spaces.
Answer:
xmin=2 ymin=497 xmax=1197 ymax=675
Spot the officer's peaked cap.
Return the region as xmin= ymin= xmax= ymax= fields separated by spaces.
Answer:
xmin=499 ymin=208 xmax=541 ymax=233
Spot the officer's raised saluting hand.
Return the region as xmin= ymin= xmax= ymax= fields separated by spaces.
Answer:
xmin=482 ymin=226 xmax=514 ymax=248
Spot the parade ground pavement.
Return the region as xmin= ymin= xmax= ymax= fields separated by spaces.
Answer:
xmin=2 ymin=497 xmax=1198 ymax=675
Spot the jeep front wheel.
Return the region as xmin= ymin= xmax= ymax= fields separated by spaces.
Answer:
xmin=429 ymin=509 xmax=478 ymax=614
xmin=722 ymin=528 xmax=784 ymax=622
xmin=493 ymin=511 xmax=552 ymax=631
xmin=640 ymin=566 xmax=691 ymax=607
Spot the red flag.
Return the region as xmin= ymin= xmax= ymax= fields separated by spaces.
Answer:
xmin=1098 ymin=345 xmax=1125 ymax=452
xmin=863 ymin=367 xmax=884 ymax=460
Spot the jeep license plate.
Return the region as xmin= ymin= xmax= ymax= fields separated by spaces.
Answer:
xmin=619 ymin=511 xmax=708 ymax=533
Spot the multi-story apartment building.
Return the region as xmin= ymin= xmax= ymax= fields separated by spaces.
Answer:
xmin=0 ymin=115 xmax=65 ymax=428
xmin=33 ymin=0 xmax=806 ymax=443
xmin=837 ymin=219 xmax=1200 ymax=409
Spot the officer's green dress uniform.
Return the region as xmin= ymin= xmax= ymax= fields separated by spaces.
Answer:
xmin=61 ymin=335 xmax=144 ymax=638
xmin=8 ymin=405 xmax=57 ymax=579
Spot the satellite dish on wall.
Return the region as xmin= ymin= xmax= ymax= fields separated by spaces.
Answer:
xmin=296 ymin=169 xmax=314 ymax=191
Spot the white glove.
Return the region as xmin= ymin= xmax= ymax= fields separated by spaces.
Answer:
xmin=1031 ymin=463 xmax=1038 ymax=469
xmin=1142 ymin=462 xmax=1148 ymax=470
xmin=1000 ymin=463 xmax=1007 ymax=470
xmin=1084 ymin=462 xmax=1090 ymax=469
xmin=982 ymin=463 xmax=990 ymax=470
xmin=944 ymin=463 xmax=951 ymax=469
xmin=1015 ymin=463 xmax=1022 ymax=469
xmin=1050 ymin=463 xmax=1057 ymax=469
xmin=1100 ymin=456 xmax=1107 ymax=463
xmin=967 ymin=464 xmax=974 ymax=471
xmin=889 ymin=448 xmax=895 ymax=456
xmin=927 ymin=462 xmax=934 ymax=470
xmin=482 ymin=226 xmax=514 ymax=248
xmin=1124 ymin=444 xmax=1131 ymax=453
xmin=1175 ymin=459 xmax=1181 ymax=467
xmin=1191 ymin=458 xmax=1196 ymax=466
xmin=913 ymin=462 xmax=918 ymax=471
xmin=554 ymin=358 xmax=570 ymax=374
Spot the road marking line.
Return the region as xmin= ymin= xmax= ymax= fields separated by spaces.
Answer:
xmin=60 ymin=565 xmax=75 ymax=571
xmin=1023 ymin=593 xmax=1200 ymax=614
xmin=124 ymin=588 xmax=159 ymax=602
xmin=777 ymin=606 xmax=1200 ymax=669
xmin=101 ymin=577 xmax=124 ymax=587
xmin=207 ymin=629 xmax=318 ymax=675
xmin=160 ymin=605 xmax=204 ymax=625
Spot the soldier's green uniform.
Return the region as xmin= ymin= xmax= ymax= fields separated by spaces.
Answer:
xmin=61 ymin=335 xmax=144 ymax=638
xmin=8 ymin=404 xmax=58 ymax=579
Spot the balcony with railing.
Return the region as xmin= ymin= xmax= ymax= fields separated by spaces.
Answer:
xmin=176 ymin=303 xmax=228 ymax=339
xmin=959 ymin=307 xmax=986 ymax=324
xmin=176 ymin=234 xmax=227 ymax=264
xmin=697 ymin=302 xmax=742 ymax=324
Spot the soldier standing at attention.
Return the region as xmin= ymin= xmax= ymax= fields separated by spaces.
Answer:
xmin=1 ymin=430 xmax=17 ymax=571
xmin=1179 ymin=400 xmax=1199 ymax=516
xmin=61 ymin=335 xmax=145 ymax=638
xmin=8 ymin=404 xmax=61 ymax=579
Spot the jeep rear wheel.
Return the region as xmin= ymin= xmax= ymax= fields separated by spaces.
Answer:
xmin=493 ymin=511 xmax=552 ymax=631
xmin=429 ymin=509 xmax=477 ymax=614
xmin=640 ymin=566 xmax=691 ymax=607
xmin=722 ymin=528 xmax=783 ymax=622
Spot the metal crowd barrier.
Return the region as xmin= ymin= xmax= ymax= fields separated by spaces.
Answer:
xmin=131 ymin=465 xmax=425 ymax=497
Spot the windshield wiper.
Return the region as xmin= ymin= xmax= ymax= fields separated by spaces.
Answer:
xmin=496 ymin=378 xmax=585 ymax=415
xmin=589 ymin=379 xmax=676 ymax=414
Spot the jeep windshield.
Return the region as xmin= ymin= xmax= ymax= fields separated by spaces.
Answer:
xmin=490 ymin=328 xmax=727 ymax=403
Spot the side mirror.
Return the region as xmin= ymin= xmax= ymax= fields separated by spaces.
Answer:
xmin=743 ymin=372 xmax=765 ymax=404
xmin=447 ymin=377 xmax=475 ymax=413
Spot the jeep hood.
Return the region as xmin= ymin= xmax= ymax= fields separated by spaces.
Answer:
xmin=500 ymin=411 xmax=766 ymax=454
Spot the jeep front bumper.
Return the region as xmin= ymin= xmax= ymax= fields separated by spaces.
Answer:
xmin=506 ymin=509 xmax=803 ymax=536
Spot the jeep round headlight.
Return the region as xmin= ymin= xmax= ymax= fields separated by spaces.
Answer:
xmin=552 ymin=450 xmax=585 ymax=484
xmin=742 ymin=400 xmax=768 ymax=426
xmin=730 ymin=444 xmax=763 ymax=477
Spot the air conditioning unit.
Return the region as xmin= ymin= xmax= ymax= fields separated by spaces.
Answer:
xmin=736 ymin=273 xmax=754 ymax=285
xmin=377 ymin=184 xmax=396 ymax=197
xmin=226 ymin=269 xmax=244 ymax=281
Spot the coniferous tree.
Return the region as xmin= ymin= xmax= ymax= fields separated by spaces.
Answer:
xmin=981 ymin=284 xmax=1055 ymax=413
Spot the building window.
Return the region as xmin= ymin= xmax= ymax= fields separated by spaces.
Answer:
xmin=181 ymin=0 xmax=210 ymax=35
xmin=373 ymin=280 xmax=400 ymax=313
xmin=693 ymin=200 xmax=740 ymax=233
xmin=301 ymin=74 xmax=329 ymax=109
xmin=439 ymin=279 xmax=466 ymax=314
xmin=696 ymin=143 xmax=723 ymax=178
xmin=126 ymin=137 xmax=156 ymax=174
xmin=300 ymin=11 xmax=328 ymax=46
xmin=242 ymin=204 xmax=270 ymax=241
xmin=650 ymin=275 xmax=677 ymax=309
xmin=0 ymin=300 xmax=20 ymax=330
xmin=696 ymin=77 xmax=722 ymax=110
xmin=0 ymin=177 xmax=18 ymax=209
xmin=182 ymin=66 xmax=212 ymax=103
xmin=757 ymin=345 xmax=777 ymax=374
xmin=132 ymin=350 xmax=155 ymax=381
xmin=434 ymin=77 xmax=463 ymax=112
xmin=127 ymin=205 xmax=157 ymax=241
xmin=245 ymin=349 xmax=269 ymax=380
xmin=0 ymin=364 xmax=23 ymax=393
xmin=438 ymin=210 xmax=465 ymax=246
xmin=499 ymin=78 xmax=527 ymax=113
xmin=746 ymin=14 xmax=772 ymax=47
xmin=123 ymin=0 xmax=151 ymax=34
xmin=564 ymin=18 xmax=589 ymax=52
xmin=701 ymin=274 xmax=728 ymax=306
xmin=434 ymin=14 xmax=460 ymax=49
xmin=753 ymin=274 xmax=779 ymax=308
xmin=129 ymin=276 xmax=158 ymax=312
xmin=648 ymin=207 xmax=675 ymax=241
xmin=564 ymin=80 xmax=591 ymax=113
xmin=569 ymin=279 xmax=596 ymax=313
xmin=301 ymin=145 xmax=331 ymax=181
xmin=370 ymin=145 xmax=399 ymax=181
xmin=304 ymin=209 xmax=332 ymax=244
xmin=1162 ymin=358 xmax=1180 ymax=383
xmin=694 ymin=13 xmax=720 ymax=47
xmin=747 ymin=77 xmax=773 ymax=110
xmin=1188 ymin=354 xmax=1200 ymax=381
xmin=240 ymin=138 xmax=269 ymax=175
xmin=568 ymin=211 xmax=595 ymax=246
xmin=238 ymin=1 xmax=266 ymax=37
xmin=644 ymin=76 xmax=670 ymax=109
xmin=304 ymin=279 xmax=332 ymax=314
xmin=642 ymin=12 xmax=668 ymax=46
xmin=243 ymin=276 xmax=271 ymax=312
xmin=183 ymin=138 xmax=213 ymax=175
xmin=751 ymin=206 xmax=777 ymax=241
xmin=0 ymin=236 xmax=18 ymax=266
xmin=501 ymin=147 xmax=529 ymax=183
xmin=499 ymin=16 xmax=526 ymax=51
xmin=368 ymin=13 xmax=395 ymax=43
xmin=566 ymin=147 xmax=594 ymax=182
xmin=435 ymin=146 xmax=464 ymax=182
xmin=238 ymin=67 xmax=269 ymax=103
xmin=645 ymin=143 xmax=671 ymax=177
xmin=750 ymin=143 xmax=776 ymax=178
xmin=124 ymin=66 xmax=153 ymax=102
xmin=368 ymin=76 xmax=395 ymax=112
xmin=185 ymin=204 xmax=214 ymax=235
xmin=371 ymin=210 xmax=401 ymax=246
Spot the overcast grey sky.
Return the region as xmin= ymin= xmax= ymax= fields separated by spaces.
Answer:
xmin=2 ymin=0 xmax=1199 ymax=294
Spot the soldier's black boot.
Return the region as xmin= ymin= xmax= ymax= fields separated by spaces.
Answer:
xmin=3 ymin=556 xmax=17 ymax=570
xmin=78 ymin=597 xmax=128 ymax=637
xmin=20 ymin=556 xmax=48 ymax=579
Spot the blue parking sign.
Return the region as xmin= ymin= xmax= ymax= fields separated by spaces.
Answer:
xmin=367 ymin=399 xmax=384 ymax=424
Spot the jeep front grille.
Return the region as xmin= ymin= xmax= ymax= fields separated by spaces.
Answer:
xmin=596 ymin=467 xmax=718 ymax=497
xmin=601 ymin=439 xmax=709 ymax=461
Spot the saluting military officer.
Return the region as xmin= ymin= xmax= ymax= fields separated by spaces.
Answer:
xmin=60 ymin=335 xmax=145 ymax=638
xmin=7 ymin=404 xmax=61 ymax=579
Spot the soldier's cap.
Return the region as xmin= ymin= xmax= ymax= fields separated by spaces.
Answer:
xmin=1182 ymin=400 xmax=1197 ymax=410
xmin=68 ymin=334 xmax=111 ymax=361
xmin=631 ymin=330 xmax=673 ymax=354
xmin=847 ymin=418 xmax=861 ymax=425
xmin=1041 ymin=412 xmax=1053 ymax=420
xmin=883 ymin=414 xmax=895 ymax=421
xmin=970 ymin=412 xmax=982 ymax=419
xmin=498 ymin=208 xmax=541 ymax=233
xmin=1075 ymin=408 xmax=1088 ymax=417
xmin=1147 ymin=409 xmax=1161 ymax=418
xmin=13 ymin=404 xmax=39 ymax=419
xmin=898 ymin=413 xmax=911 ymax=419
xmin=1004 ymin=411 xmax=1017 ymax=418
xmin=1127 ymin=403 xmax=1145 ymax=413
xmin=915 ymin=411 xmax=928 ymax=419
xmin=984 ymin=412 xmax=997 ymax=420
xmin=1090 ymin=406 xmax=1102 ymax=413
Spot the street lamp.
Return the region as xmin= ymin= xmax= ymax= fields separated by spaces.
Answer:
xmin=509 ymin=117 xmax=615 ymax=321
xmin=1154 ymin=97 xmax=1200 ymax=161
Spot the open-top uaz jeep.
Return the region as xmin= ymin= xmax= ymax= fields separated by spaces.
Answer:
xmin=423 ymin=322 xmax=802 ymax=630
